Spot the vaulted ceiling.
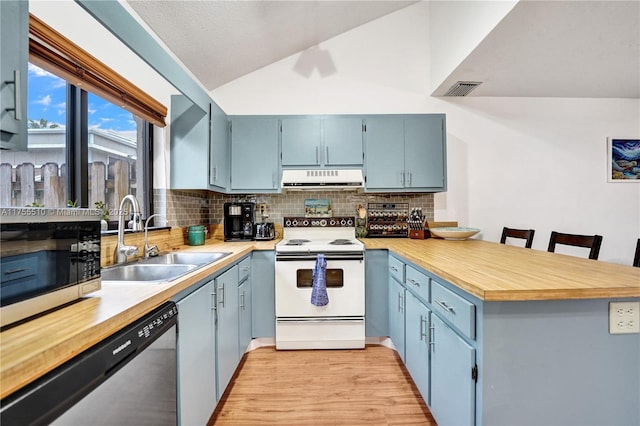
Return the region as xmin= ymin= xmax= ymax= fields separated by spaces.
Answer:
xmin=126 ymin=0 xmax=640 ymax=98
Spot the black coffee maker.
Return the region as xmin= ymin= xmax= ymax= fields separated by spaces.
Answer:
xmin=224 ymin=202 xmax=255 ymax=241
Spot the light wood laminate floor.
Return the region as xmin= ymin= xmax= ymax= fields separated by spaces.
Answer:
xmin=209 ymin=345 xmax=436 ymax=425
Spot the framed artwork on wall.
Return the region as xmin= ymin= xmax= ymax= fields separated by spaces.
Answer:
xmin=608 ymin=138 xmax=640 ymax=182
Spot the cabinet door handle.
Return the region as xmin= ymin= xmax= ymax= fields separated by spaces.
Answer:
xmin=240 ymin=291 xmax=245 ymax=309
xmin=326 ymin=146 xmax=329 ymax=164
xmin=400 ymin=171 xmax=405 ymax=186
xmin=217 ymin=283 xmax=225 ymax=307
xmin=390 ymin=266 xmax=398 ymax=272
xmin=429 ymin=323 xmax=436 ymax=349
xmin=420 ymin=315 xmax=428 ymax=341
xmin=242 ymin=266 xmax=250 ymax=272
xmin=213 ymin=166 xmax=217 ymax=182
xmin=398 ymin=293 xmax=404 ymax=313
xmin=408 ymin=278 xmax=420 ymax=287
xmin=211 ymin=290 xmax=216 ymax=311
xmin=408 ymin=171 xmax=412 ymax=187
xmin=4 ymin=268 xmax=27 ymax=275
xmin=272 ymin=172 xmax=276 ymax=188
xmin=316 ymin=146 xmax=319 ymax=164
xmin=435 ymin=299 xmax=455 ymax=313
xmin=5 ymin=70 xmax=22 ymax=121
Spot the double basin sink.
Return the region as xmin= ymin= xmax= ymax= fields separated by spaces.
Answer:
xmin=101 ymin=252 xmax=232 ymax=284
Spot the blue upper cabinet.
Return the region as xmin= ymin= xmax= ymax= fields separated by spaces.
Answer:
xmin=323 ymin=117 xmax=364 ymax=166
xmin=229 ymin=116 xmax=280 ymax=192
xmin=0 ymin=0 xmax=28 ymax=151
xmin=170 ymin=95 xmax=211 ymax=189
xmin=209 ymin=102 xmax=229 ymax=191
xmin=364 ymin=117 xmax=405 ymax=189
xmin=281 ymin=116 xmax=364 ymax=168
xmin=281 ymin=117 xmax=321 ymax=166
xmin=364 ymin=114 xmax=447 ymax=192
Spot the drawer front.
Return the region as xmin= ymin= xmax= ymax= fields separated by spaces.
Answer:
xmin=405 ymin=264 xmax=429 ymax=304
xmin=431 ymin=279 xmax=475 ymax=340
xmin=388 ymin=256 xmax=404 ymax=284
xmin=1 ymin=255 xmax=39 ymax=283
xmin=238 ymin=256 xmax=251 ymax=283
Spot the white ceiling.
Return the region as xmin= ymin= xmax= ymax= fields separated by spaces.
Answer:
xmin=435 ymin=0 xmax=640 ymax=98
xmin=126 ymin=0 xmax=416 ymax=91
xmin=126 ymin=0 xmax=640 ymax=98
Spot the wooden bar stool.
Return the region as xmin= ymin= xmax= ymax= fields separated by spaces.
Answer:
xmin=547 ymin=231 xmax=603 ymax=260
xmin=500 ymin=227 xmax=535 ymax=248
xmin=633 ymin=238 xmax=640 ymax=267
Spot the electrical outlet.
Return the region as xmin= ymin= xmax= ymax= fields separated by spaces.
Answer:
xmin=257 ymin=203 xmax=268 ymax=218
xmin=609 ymin=302 xmax=640 ymax=334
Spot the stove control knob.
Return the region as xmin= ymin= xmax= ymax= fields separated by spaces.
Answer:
xmin=320 ymin=219 xmax=327 ymax=227
xmin=303 ymin=220 xmax=309 ymax=226
xmin=285 ymin=220 xmax=291 ymax=226
xmin=329 ymin=219 xmax=336 ymax=226
xmin=347 ymin=219 xmax=353 ymax=226
xmin=292 ymin=220 xmax=298 ymax=226
xmin=340 ymin=219 xmax=346 ymax=225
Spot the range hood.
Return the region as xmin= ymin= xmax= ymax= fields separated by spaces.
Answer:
xmin=281 ymin=169 xmax=364 ymax=191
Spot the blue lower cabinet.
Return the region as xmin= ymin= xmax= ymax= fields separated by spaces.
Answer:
xmin=365 ymin=250 xmax=388 ymax=337
xmin=430 ymin=314 xmax=476 ymax=426
xmin=215 ymin=265 xmax=240 ymax=397
xmin=176 ymin=280 xmax=217 ymax=426
xmin=238 ymin=277 xmax=252 ymax=355
xmin=404 ymin=291 xmax=430 ymax=405
xmin=388 ymin=277 xmax=406 ymax=361
xmin=251 ymin=251 xmax=275 ymax=338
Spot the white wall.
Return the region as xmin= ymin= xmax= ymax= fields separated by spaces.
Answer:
xmin=428 ymin=0 xmax=517 ymax=94
xmin=29 ymin=1 xmax=178 ymax=189
xmin=212 ymin=1 xmax=640 ymax=265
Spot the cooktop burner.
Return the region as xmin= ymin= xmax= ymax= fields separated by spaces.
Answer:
xmin=285 ymin=239 xmax=311 ymax=246
xmin=329 ymin=239 xmax=355 ymax=245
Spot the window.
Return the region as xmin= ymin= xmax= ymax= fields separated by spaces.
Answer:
xmin=0 ymin=14 xmax=167 ymax=225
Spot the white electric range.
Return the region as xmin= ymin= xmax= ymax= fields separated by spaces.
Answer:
xmin=274 ymin=217 xmax=365 ymax=350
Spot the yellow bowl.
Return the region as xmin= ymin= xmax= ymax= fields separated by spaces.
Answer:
xmin=429 ymin=227 xmax=480 ymax=240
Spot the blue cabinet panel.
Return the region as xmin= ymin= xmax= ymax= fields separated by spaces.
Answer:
xmin=405 ymin=291 xmax=431 ymax=405
xmin=238 ymin=277 xmax=252 ymax=354
xmin=365 ymin=117 xmax=405 ymax=189
xmin=404 ymin=116 xmax=445 ymax=189
xmin=388 ymin=277 xmax=406 ymax=361
xmin=281 ymin=117 xmax=321 ymax=166
xmin=251 ymin=251 xmax=275 ymax=338
xmin=0 ymin=0 xmax=28 ymax=151
xmin=176 ymin=280 xmax=217 ymax=425
xmin=215 ymin=265 xmax=239 ymax=396
xmin=230 ymin=117 xmax=280 ymax=192
xmin=430 ymin=314 xmax=476 ymax=426
xmin=170 ymin=95 xmax=210 ymax=189
xmin=209 ymin=102 xmax=229 ymax=190
xmin=365 ymin=250 xmax=389 ymax=337
xmin=323 ymin=117 xmax=363 ymax=166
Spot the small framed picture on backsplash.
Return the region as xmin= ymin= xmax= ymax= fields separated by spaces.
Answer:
xmin=608 ymin=138 xmax=640 ymax=182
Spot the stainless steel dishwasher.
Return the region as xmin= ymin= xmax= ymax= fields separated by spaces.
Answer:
xmin=0 ymin=302 xmax=178 ymax=426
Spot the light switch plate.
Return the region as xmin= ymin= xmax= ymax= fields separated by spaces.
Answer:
xmin=609 ymin=302 xmax=640 ymax=334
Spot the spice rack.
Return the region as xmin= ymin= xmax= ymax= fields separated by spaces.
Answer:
xmin=366 ymin=203 xmax=408 ymax=237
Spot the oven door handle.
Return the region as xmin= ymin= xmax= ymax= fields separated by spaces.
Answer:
xmin=277 ymin=317 xmax=364 ymax=323
xmin=275 ymin=253 xmax=364 ymax=261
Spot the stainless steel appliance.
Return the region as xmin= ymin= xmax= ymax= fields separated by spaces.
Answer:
xmin=223 ymin=202 xmax=255 ymax=241
xmin=0 ymin=208 xmax=102 ymax=327
xmin=0 ymin=302 xmax=178 ymax=425
xmin=275 ymin=217 xmax=365 ymax=349
xmin=254 ymin=222 xmax=275 ymax=240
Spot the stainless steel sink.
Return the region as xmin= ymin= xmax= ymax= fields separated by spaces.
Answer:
xmin=141 ymin=251 xmax=232 ymax=266
xmin=101 ymin=264 xmax=198 ymax=283
xmin=101 ymin=251 xmax=233 ymax=283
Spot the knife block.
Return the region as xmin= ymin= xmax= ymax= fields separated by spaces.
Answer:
xmin=409 ymin=230 xmax=426 ymax=239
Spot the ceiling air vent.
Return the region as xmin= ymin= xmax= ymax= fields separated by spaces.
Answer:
xmin=444 ymin=81 xmax=482 ymax=97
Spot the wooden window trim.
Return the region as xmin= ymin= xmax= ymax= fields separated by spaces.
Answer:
xmin=28 ymin=13 xmax=167 ymax=127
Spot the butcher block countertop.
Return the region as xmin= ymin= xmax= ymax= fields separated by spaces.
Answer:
xmin=362 ymin=238 xmax=640 ymax=302
xmin=2 ymin=236 xmax=639 ymax=400
xmin=0 ymin=238 xmax=278 ymax=400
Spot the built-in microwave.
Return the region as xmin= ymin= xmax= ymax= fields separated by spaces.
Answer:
xmin=0 ymin=208 xmax=102 ymax=327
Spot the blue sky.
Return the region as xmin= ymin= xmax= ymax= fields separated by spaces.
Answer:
xmin=28 ymin=63 xmax=136 ymax=132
